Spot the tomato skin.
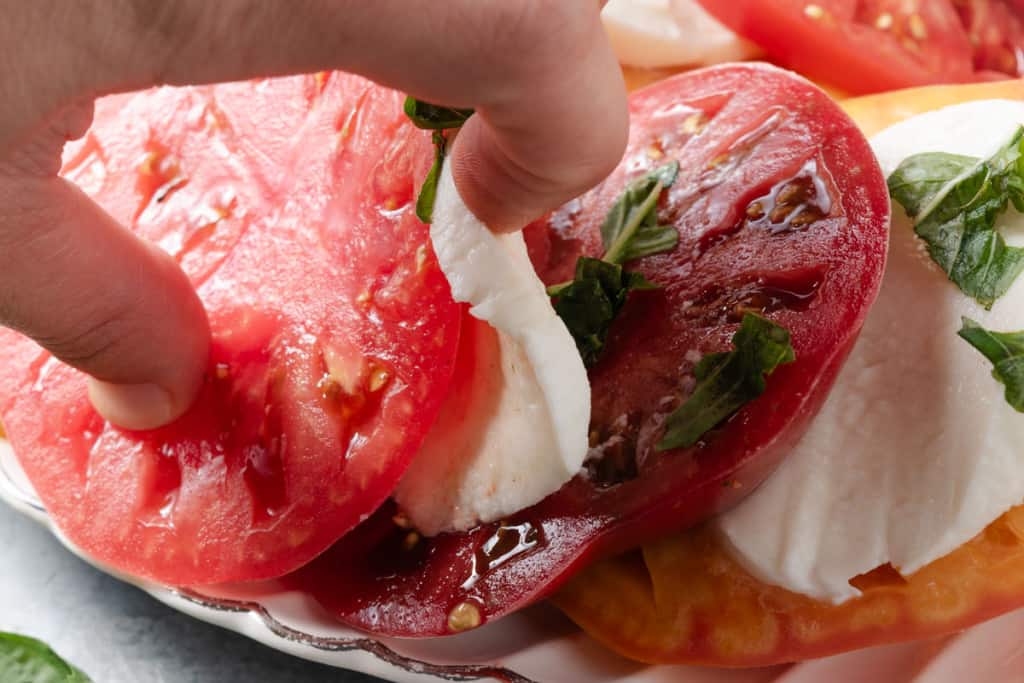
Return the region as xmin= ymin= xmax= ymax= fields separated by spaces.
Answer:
xmin=290 ymin=63 xmax=890 ymax=637
xmin=0 ymin=75 xmax=461 ymax=585
xmin=698 ymin=0 xmax=978 ymax=95
xmin=554 ymin=506 xmax=1024 ymax=667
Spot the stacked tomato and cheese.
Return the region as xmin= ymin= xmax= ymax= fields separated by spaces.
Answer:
xmin=557 ymin=80 xmax=1024 ymax=666
xmin=2 ymin=0 xmax=1024 ymax=672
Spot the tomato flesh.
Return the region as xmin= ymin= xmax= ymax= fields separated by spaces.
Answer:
xmin=0 ymin=75 xmax=461 ymax=585
xmin=952 ymin=0 xmax=1024 ymax=76
xmin=554 ymin=505 xmax=1024 ymax=666
xmin=699 ymin=0 xmax=1024 ymax=95
xmin=289 ymin=64 xmax=890 ymax=637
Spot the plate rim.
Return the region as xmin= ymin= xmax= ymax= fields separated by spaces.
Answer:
xmin=0 ymin=439 xmax=539 ymax=683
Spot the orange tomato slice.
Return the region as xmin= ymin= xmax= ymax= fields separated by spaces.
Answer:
xmin=554 ymin=507 xmax=1024 ymax=666
xmin=841 ymin=79 xmax=1024 ymax=137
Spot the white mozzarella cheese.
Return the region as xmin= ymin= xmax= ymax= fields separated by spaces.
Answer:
xmin=394 ymin=161 xmax=590 ymax=536
xmin=715 ymin=100 xmax=1024 ymax=603
xmin=602 ymin=0 xmax=760 ymax=69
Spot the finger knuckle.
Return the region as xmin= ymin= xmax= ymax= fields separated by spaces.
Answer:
xmin=39 ymin=307 xmax=136 ymax=372
xmin=481 ymin=0 xmax=597 ymax=73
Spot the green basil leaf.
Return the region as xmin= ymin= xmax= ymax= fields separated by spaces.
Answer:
xmin=602 ymin=161 xmax=680 ymax=264
xmin=551 ymin=257 xmax=656 ymax=366
xmin=888 ymin=127 xmax=1024 ymax=308
xmin=616 ymin=224 xmax=680 ymax=262
xmin=657 ymin=314 xmax=795 ymax=451
xmin=958 ymin=317 xmax=1024 ymax=411
xmin=0 ymin=633 xmax=90 ymax=683
xmin=415 ymin=132 xmax=446 ymax=224
xmin=403 ymin=97 xmax=474 ymax=130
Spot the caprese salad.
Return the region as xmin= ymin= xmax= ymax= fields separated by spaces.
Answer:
xmin=4 ymin=4 xmax=1024 ymax=674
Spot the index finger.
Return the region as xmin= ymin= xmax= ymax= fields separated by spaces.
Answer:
xmin=79 ymin=0 xmax=630 ymax=231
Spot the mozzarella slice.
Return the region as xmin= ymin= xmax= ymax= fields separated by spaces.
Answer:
xmin=602 ymin=0 xmax=760 ymax=69
xmin=715 ymin=100 xmax=1024 ymax=603
xmin=394 ymin=161 xmax=590 ymax=536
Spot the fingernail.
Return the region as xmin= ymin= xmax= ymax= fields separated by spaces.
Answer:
xmin=87 ymin=379 xmax=176 ymax=431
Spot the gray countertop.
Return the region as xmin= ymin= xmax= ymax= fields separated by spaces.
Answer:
xmin=0 ymin=502 xmax=384 ymax=683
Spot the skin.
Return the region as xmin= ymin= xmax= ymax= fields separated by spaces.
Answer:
xmin=0 ymin=1 xmax=628 ymax=431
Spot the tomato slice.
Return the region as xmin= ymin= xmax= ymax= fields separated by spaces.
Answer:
xmin=952 ymin=0 xmax=1024 ymax=76
xmin=0 ymin=74 xmax=461 ymax=585
xmin=289 ymin=63 xmax=890 ymax=637
xmin=554 ymin=505 xmax=1024 ymax=666
xmin=698 ymin=0 xmax=981 ymax=94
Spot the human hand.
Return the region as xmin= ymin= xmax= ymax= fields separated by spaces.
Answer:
xmin=0 ymin=1 xmax=628 ymax=431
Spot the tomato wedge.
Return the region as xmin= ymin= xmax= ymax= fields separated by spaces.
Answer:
xmin=697 ymin=0 xmax=988 ymax=95
xmin=0 ymin=74 xmax=461 ymax=585
xmin=289 ymin=63 xmax=890 ymax=637
xmin=554 ymin=506 xmax=1024 ymax=666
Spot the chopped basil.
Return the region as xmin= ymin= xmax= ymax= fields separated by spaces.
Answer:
xmin=416 ymin=132 xmax=446 ymax=224
xmin=403 ymin=98 xmax=476 ymax=223
xmin=550 ymin=257 xmax=657 ymax=367
xmin=888 ymin=127 xmax=1024 ymax=309
xmin=657 ymin=314 xmax=795 ymax=451
xmin=601 ymin=162 xmax=680 ymax=264
xmin=0 ymin=632 xmax=90 ymax=683
xmin=958 ymin=317 xmax=1024 ymax=411
xmin=549 ymin=163 xmax=681 ymax=365
xmin=403 ymin=97 xmax=474 ymax=130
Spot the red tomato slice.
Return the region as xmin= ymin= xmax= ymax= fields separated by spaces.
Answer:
xmin=952 ymin=0 xmax=1024 ymax=76
xmin=289 ymin=63 xmax=891 ymax=637
xmin=698 ymin=0 xmax=978 ymax=94
xmin=555 ymin=505 xmax=1024 ymax=666
xmin=0 ymin=74 xmax=461 ymax=585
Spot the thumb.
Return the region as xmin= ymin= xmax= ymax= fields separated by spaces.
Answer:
xmin=0 ymin=174 xmax=210 ymax=431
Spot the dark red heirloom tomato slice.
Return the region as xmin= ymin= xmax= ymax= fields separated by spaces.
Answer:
xmin=698 ymin=0 xmax=978 ymax=95
xmin=0 ymin=74 xmax=461 ymax=585
xmin=289 ymin=63 xmax=890 ymax=637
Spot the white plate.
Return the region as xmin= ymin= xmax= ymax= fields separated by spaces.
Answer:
xmin=6 ymin=437 xmax=1024 ymax=683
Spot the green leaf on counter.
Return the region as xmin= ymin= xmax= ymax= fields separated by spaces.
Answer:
xmin=0 ymin=632 xmax=90 ymax=683
xmin=958 ymin=317 xmax=1024 ymax=411
xmin=888 ymin=127 xmax=1024 ymax=308
xmin=657 ymin=314 xmax=795 ymax=451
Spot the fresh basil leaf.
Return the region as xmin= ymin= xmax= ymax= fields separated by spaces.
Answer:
xmin=888 ymin=127 xmax=1024 ymax=308
xmin=657 ymin=314 xmax=795 ymax=451
xmin=415 ymin=132 xmax=446 ymax=224
xmin=0 ymin=633 xmax=90 ymax=683
xmin=958 ymin=317 xmax=1024 ymax=411
xmin=602 ymin=161 xmax=680 ymax=265
xmin=403 ymin=97 xmax=474 ymax=130
xmin=616 ymin=224 xmax=680 ymax=263
xmin=549 ymin=162 xmax=680 ymax=366
xmin=551 ymin=257 xmax=656 ymax=366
